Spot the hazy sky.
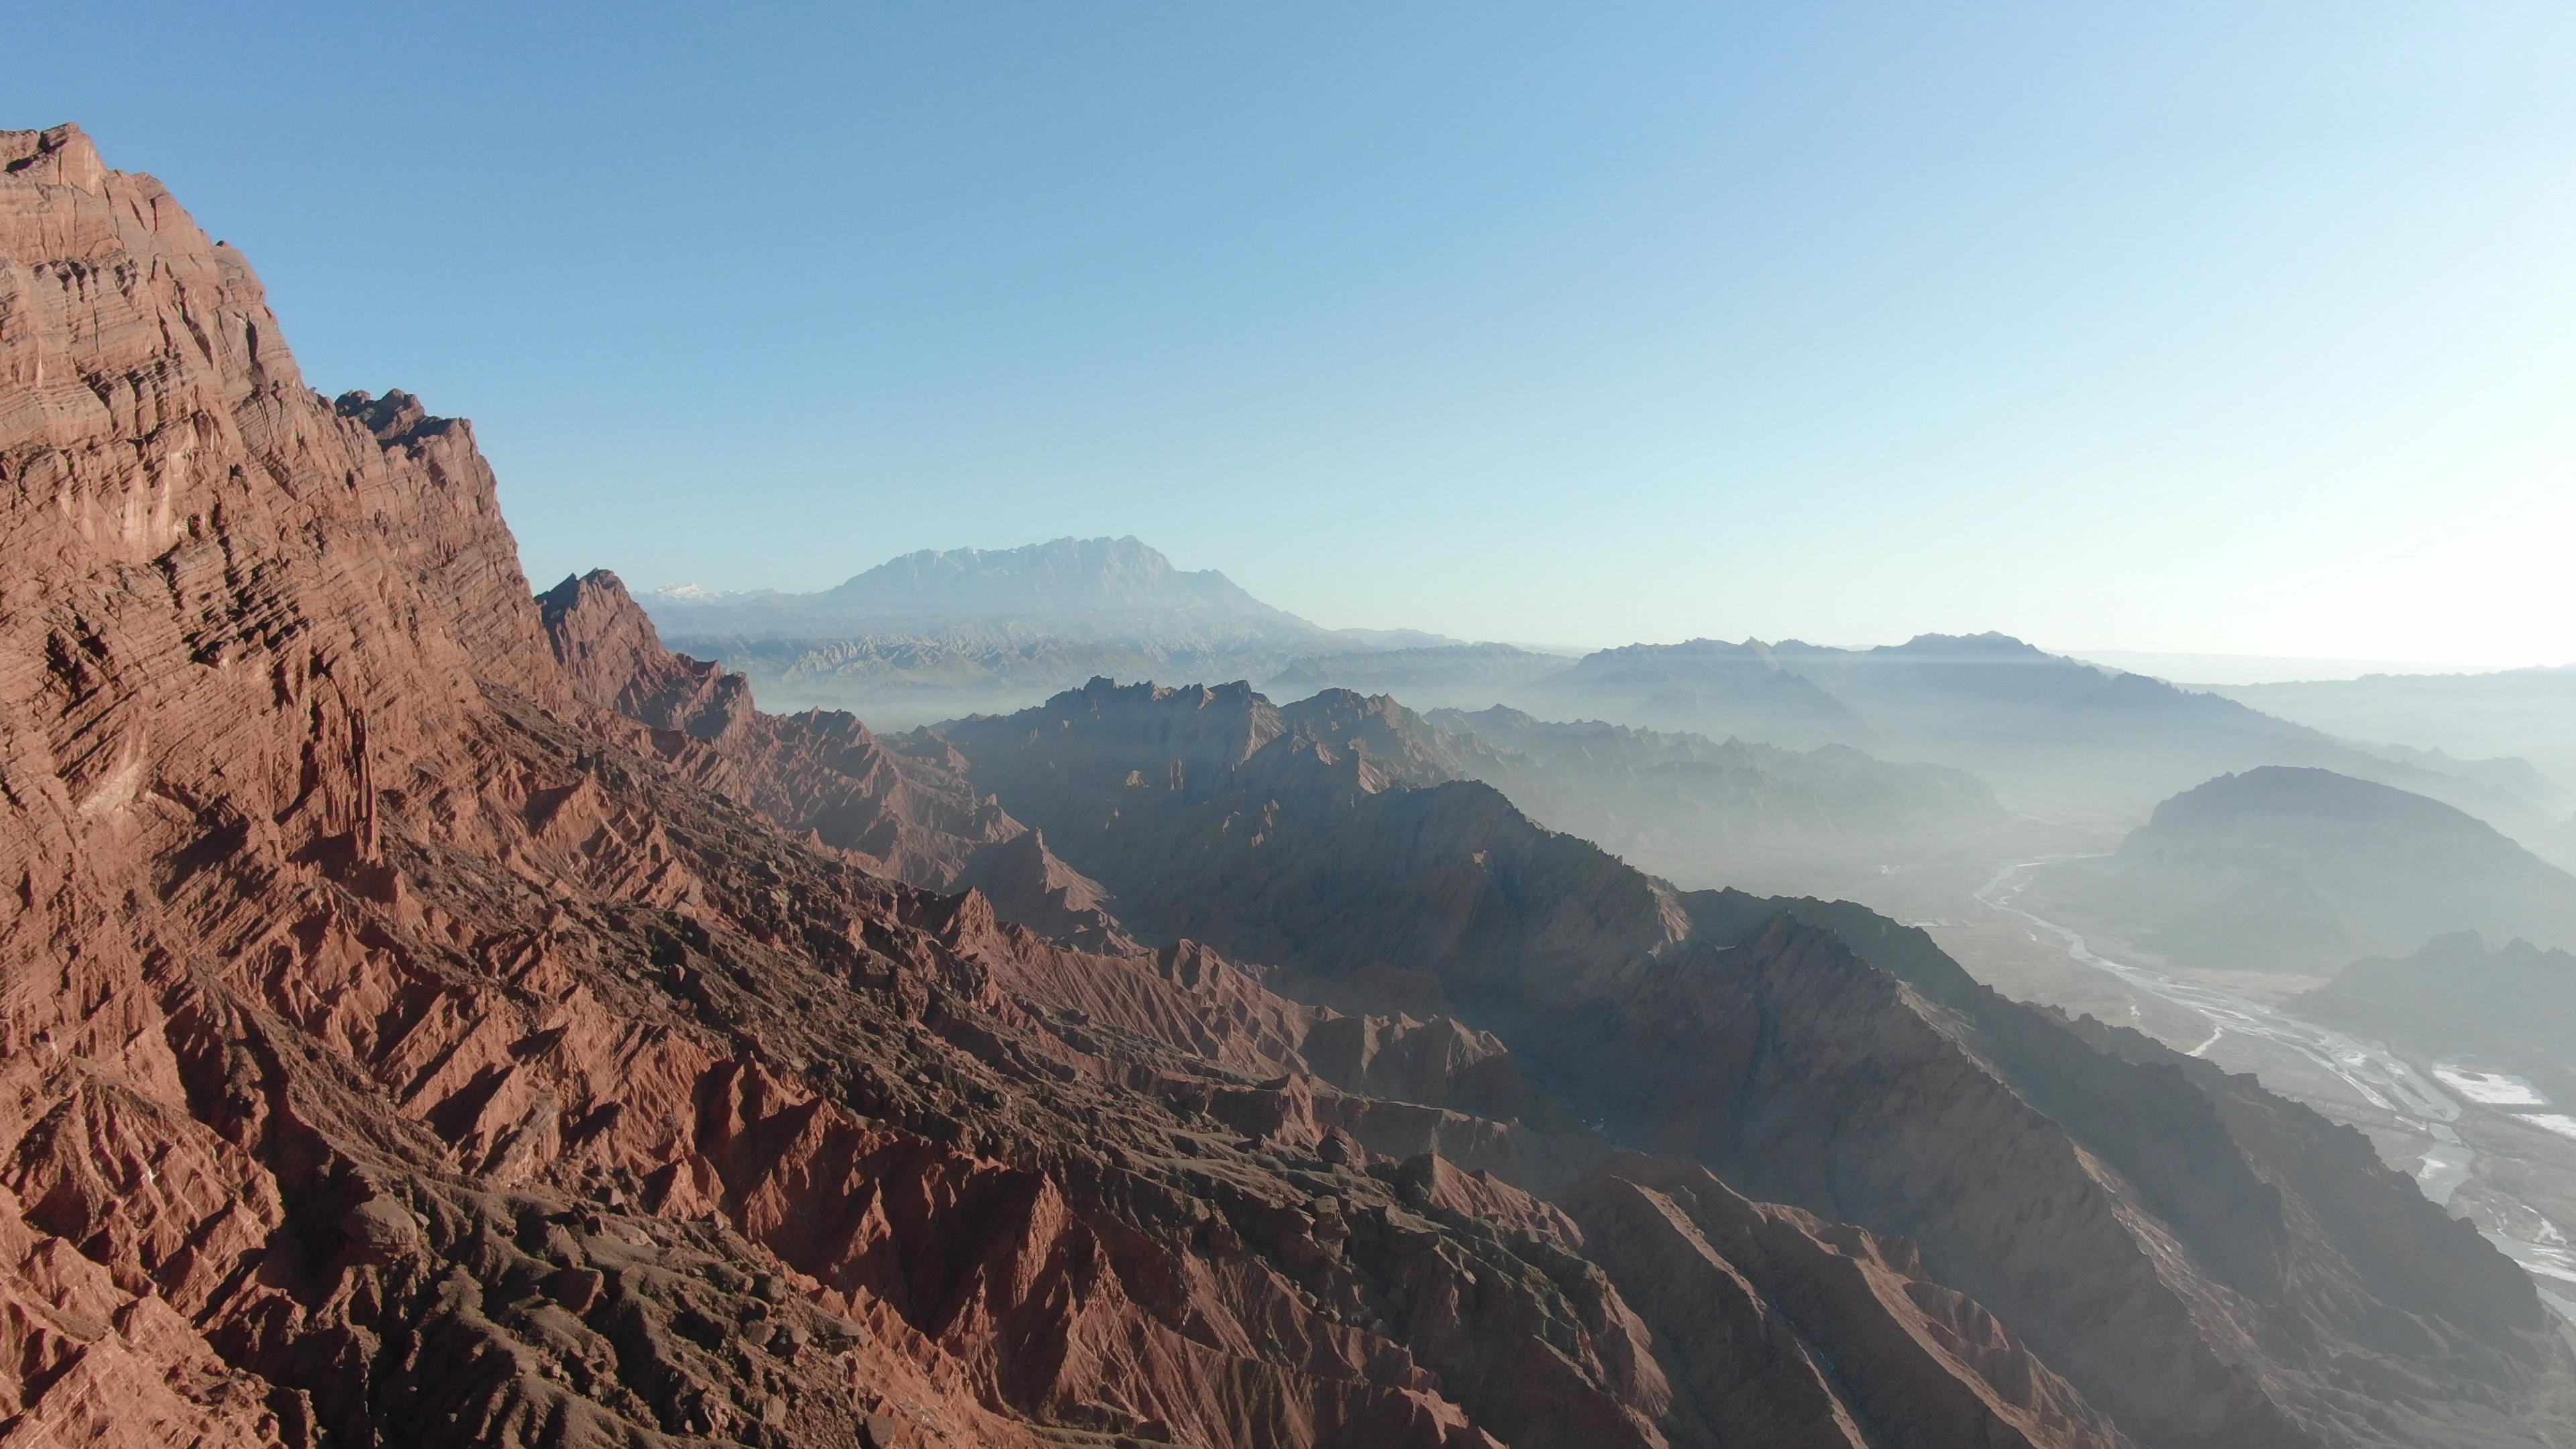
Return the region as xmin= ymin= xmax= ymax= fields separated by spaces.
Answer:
xmin=22 ymin=4 xmax=2575 ymax=666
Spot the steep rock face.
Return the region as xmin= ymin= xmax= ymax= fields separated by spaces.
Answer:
xmin=0 ymin=126 xmax=2158 ymax=1449
xmin=0 ymin=125 xmax=1015 ymax=1446
xmin=543 ymin=567 xmax=756 ymax=740
xmin=926 ymin=679 xmax=2576 ymax=1448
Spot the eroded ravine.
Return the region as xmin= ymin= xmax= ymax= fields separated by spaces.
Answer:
xmin=1975 ymin=855 xmax=2576 ymax=1322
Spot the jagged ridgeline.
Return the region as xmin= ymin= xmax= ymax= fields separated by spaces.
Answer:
xmin=6 ymin=122 xmax=2575 ymax=1448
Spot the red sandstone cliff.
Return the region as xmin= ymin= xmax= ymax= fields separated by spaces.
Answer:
xmin=1 ymin=124 xmax=2184 ymax=1449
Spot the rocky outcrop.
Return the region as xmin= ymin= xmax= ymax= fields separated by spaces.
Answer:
xmin=1 ymin=125 xmax=2182 ymax=1449
xmin=543 ymin=566 xmax=756 ymax=740
xmin=542 ymin=569 xmax=1010 ymax=876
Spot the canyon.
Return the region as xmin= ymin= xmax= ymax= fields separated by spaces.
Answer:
xmin=5 ymin=121 xmax=2574 ymax=1449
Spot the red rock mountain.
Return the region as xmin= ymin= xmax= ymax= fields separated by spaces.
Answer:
xmin=1 ymin=121 xmax=2569 ymax=1449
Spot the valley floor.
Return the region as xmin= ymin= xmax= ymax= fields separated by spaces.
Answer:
xmin=1943 ymin=851 xmax=2576 ymax=1337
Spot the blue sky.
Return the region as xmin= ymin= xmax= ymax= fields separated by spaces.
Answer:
xmin=21 ymin=3 xmax=2575 ymax=665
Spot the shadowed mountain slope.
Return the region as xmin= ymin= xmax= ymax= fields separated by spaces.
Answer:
xmin=2028 ymin=767 xmax=2576 ymax=975
xmin=2294 ymin=935 xmax=2576 ymax=1105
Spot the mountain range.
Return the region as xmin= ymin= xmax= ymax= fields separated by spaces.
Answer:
xmin=898 ymin=676 xmax=2571 ymax=1446
xmin=1519 ymin=633 xmax=2574 ymax=834
xmin=654 ymin=554 xmax=2572 ymax=859
xmin=654 ymin=536 xmax=1313 ymax=634
xmin=10 ymin=122 xmax=2576 ymax=1448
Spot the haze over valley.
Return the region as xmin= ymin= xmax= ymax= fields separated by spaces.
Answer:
xmin=642 ymin=528 xmax=2576 ymax=1355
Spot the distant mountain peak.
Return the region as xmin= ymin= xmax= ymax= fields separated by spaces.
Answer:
xmin=813 ymin=534 xmax=1291 ymax=620
xmin=847 ymin=533 xmax=1165 ymax=580
xmin=1880 ymin=631 xmax=2053 ymax=659
xmin=641 ymin=535 xmax=1321 ymax=642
